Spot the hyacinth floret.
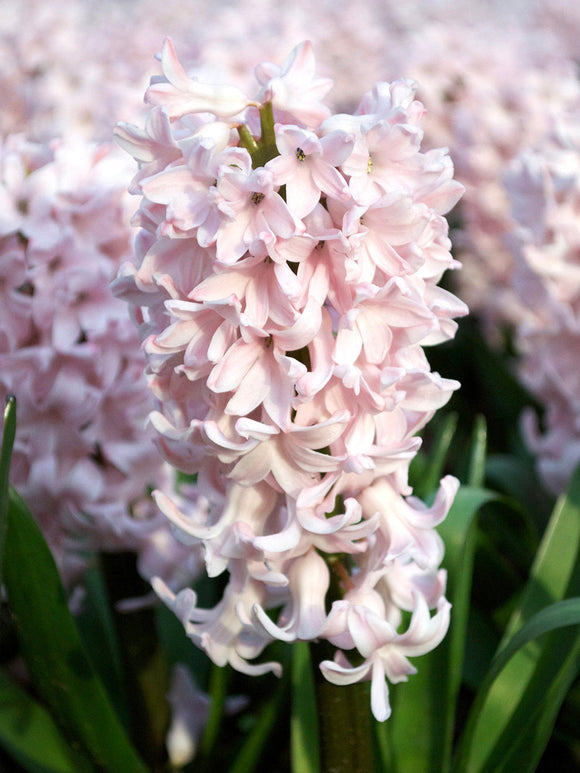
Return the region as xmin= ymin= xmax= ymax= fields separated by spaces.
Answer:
xmin=114 ymin=39 xmax=467 ymax=721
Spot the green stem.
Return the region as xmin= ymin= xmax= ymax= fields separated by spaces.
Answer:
xmin=237 ymin=102 xmax=279 ymax=169
xmin=101 ymin=551 xmax=170 ymax=773
xmin=237 ymin=123 xmax=259 ymax=156
xmin=259 ymin=101 xmax=276 ymax=149
xmin=311 ymin=641 xmax=374 ymax=773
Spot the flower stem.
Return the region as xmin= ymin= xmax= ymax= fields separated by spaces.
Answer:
xmin=237 ymin=102 xmax=279 ymax=169
xmin=259 ymin=101 xmax=276 ymax=148
xmin=311 ymin=641 xmax=374 ymax=773
xmin=237 ymin=123 xmax=259 ymax=156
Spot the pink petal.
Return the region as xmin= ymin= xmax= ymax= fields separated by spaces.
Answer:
xmin=370 ymin=658 xmax=391 ymax=722
xmin=208 ymin=339 xmax=261 ymax=393
xmin=229 ymin=444 xmax=273 ymax=486
xmin=319 ymin=657 xmax=371 ymax=686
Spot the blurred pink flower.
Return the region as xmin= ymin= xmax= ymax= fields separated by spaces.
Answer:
xmin=505 ymin=116 xmax=580 ymax=494
xmin=0 ymin=134 xmax=200 ymax=590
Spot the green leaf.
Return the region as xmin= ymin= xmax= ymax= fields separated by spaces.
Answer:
xmin=382 ymin=486 xmax=499 ymax=773
xmin=3 ymin=488 xmax=149 ymax=773
xmin=457 ymin=603 xmax=580 ymax=773
xmin=198 ymin=663 xmax=229 ymax=763
xmin=0 ymin=670 xmax=94 ymax=773
xmin=291 ymin=641 xmax=320 ymax=773
xmin=229 ymin=675 xmax=288 ymax=773
xmin=487 ymin=598 xmax=580 ymax=684
xmin=410 ymin=412 xmax=458 ymax=499
xmin=438 ymin=487 xmax=503 ymax=771
xmin=462 ymin=607 xmax=501 ymax=691
xmin=494 ymin=643 xmax=580 ymax=773
xmin=456 ymin=462 xmax=580 ymax=772
xmin=75 ymin=567 xmax=128 ymax=727
xmin=0 ymin=395 xmax=16 ymax=585
xmin=467 ymin=415 xmax=487 ymax=488
xmin=100 ymin=552 xmax=170 ymax=773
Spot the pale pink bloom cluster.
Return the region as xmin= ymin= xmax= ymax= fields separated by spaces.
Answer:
xmin=530 ymin=0 xmax=580 ymax=60
xmin=0 ymin=0 xmax=158 ymax=141
xmin=0 ymin=134 xmax=199 ymax=589
xmin=504 ymin=114 xmax=580 ymax=494
xmin=114 ymin=40 xmax=467 ymax=721
xmin=389 ymin=20 xmax=580 ymax=337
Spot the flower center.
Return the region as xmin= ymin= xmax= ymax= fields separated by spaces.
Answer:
xmin=251 ymin=192 xmax=265 ymax=205
xmin=295 ymin=147 xmax=306 ymax=162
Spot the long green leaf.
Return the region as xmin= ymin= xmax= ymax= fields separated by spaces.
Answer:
xmin=291 ymin=641 xmax=320 ymax=773
xmin=467 ymin=415 xmax=487 ymax=488
xmin=438 ymin=487 xmax=501 ymax=771
xmin=75 ymin=567 xmax=128 ymax=727
xmin=456 ymin=463 xmax=580 ymax=772
xmin=487 ymin=598 xmax=580 ymax=683
xmin=459 ymin=604 xmax=580 ymax=773
xmin=382 ymin=486 xmax=500 ymax=773
xmin=100 ymin=551 xmax=170 ymax=773
xmin=0 ymin=395 xmax=16 ymax=584
xmin=229 ymin=676 xmax=288 ymax=773
xmin=489 ymin=637 xmax=580 ymax=773
xmin=3 ymin=487 xmax=149 ymax=773
xmin=412 ymin=412 xmax=458 ymax=498
xmin=198 ymin=662 xmax=229 ymax=764
xmin=0 ymin=670 xmax=94 ymax=773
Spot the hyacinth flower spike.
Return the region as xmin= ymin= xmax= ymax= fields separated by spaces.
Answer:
xmin=114 ymin=38 xmax=466 ymax=732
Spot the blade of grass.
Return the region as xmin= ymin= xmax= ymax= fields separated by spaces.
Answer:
xmin=455 ymin=463 xmax=580 ymax=772
xmin=0 ymin=670 xmax=94 ymax=773
xmin=291 ymin=641 xmax=320 ymax=773
xmin=3 ymin=487 xmax=149 ymax=773
xmin=456 ymin=602 xmax=580 ymax=773
xmin=488 ymin=636 xmax=580 ymax=773
xmin=488 ymin=598 xmax=580 ymax=682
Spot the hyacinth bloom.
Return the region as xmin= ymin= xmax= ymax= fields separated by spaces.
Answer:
xmin=505 ymin=116 xmax=580 ymax=495
xmin=0 ymin=134 xmax=200 ymax=590
xmin=114 ymin=38 xmax=467 ymax=721
xmin=396 ymin=21 xmax=580 ymax=338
